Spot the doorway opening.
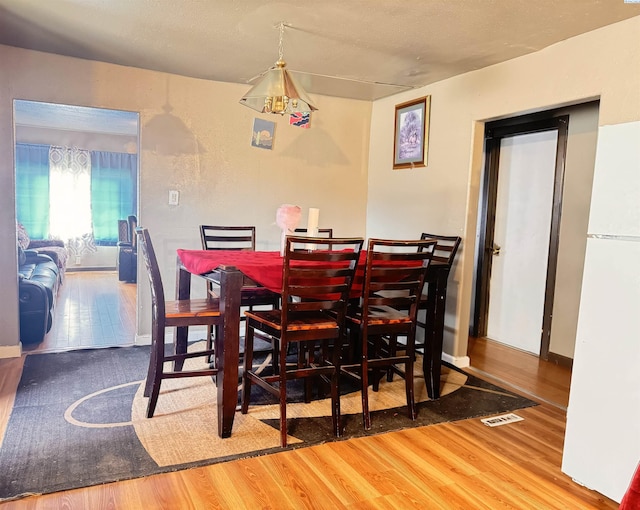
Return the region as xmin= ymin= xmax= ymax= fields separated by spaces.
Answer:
xmin=14 ymin=100 xmax=139 ymax=353
xmin=470 ymin=101 xmax=599 ymax=365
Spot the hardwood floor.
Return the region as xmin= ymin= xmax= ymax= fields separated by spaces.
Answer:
xmin=466 ymin=336 xmax=573 ymax=410
xmin=23 ymin=271 xmax=137 ymax=354
xmin=0 ymin=276 xmax=617 ymax=509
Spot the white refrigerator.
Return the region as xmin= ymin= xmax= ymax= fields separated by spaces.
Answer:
xmin=562 ymin=121 xmax=640 ymax=503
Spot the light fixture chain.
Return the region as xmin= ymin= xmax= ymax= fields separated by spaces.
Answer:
xmin=278 ymin=22 xmax=284 ymax=61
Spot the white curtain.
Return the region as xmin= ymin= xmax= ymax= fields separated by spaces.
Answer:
xmin=49 ymin=146 xmax=96 ymax=257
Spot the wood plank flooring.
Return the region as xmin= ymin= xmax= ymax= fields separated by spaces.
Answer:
xmin=466 ymin=336 xmax=573 ymax=410
xmin=0 ymin=273 xmax=617 ymax=509
xmin=23 ymin=271 xmax=137 ymax=354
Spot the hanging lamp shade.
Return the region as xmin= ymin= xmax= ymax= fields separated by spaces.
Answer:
xmin=240 ymin=23 xmax=318 ymax=115
xmin=240 ymin=59 xmax=318 ymax=115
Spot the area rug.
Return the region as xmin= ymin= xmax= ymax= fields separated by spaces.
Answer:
xmin=0 ymin=342 xmax=537 ymax=501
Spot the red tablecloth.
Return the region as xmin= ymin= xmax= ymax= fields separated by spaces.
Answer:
xmin=177 ymin=249 xmax=427 ymax=295
xmin=178 ymin=250 xmax=286 ymax=292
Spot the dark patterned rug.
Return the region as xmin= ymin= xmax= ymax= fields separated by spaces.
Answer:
xmin=0 ymin=344 xmax=537 ymax=501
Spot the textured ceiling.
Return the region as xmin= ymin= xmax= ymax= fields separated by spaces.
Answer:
xmin=1 ymin=0 xmax=640 ymax=100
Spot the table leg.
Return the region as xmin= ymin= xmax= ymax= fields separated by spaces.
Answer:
xmin=423 ymin=266 xmax=448 ymax=400
xmin=175 ymin=260 xmax=191 ymax=372
xmin=216 ymin=266 xmax=243 ymax=438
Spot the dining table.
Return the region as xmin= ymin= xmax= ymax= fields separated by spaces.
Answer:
xmin=174 ymin=248 xmax=453 ymax=438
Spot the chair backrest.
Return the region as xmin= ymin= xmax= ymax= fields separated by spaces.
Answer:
xmin=281 ymin=235 xmax=364 ymax=326
xmin=128 ymin=215 xmax=138 ymax=249
xmin=361 ymin=238 xmax=436 ymax=326
xmin=294 ymin=228 xmax=334 ymax=238
xmin=420 ymin=233 xmax=461 ymax=267
xmin=118 ymin=220 xmax=130 ymax=243
xmin=200 ymin=225 xmax=256 ymax=251
xmin=136 ymin=227 xmax=166 ymax=320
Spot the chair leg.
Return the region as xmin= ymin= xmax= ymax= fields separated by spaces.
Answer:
xmin=371 ymin=336 xmax=383 ymax=392
xmin=405 ymin=364 xmax=417 ymax=420
xmin=272 ymin=337 xmax=280 ymax=375
xmin=240 ymin=324 xmax=255 ymax=415
xmin=387 ymin=335 xmax=398 ymax=382
xmin=331 ymin=338 xmax=342 ymax=438
xmin=207 ymin=324 xmax=217 ymax=365
xmin=146 ymin=378 xmax=161 ymax=418
xmin=405 ymin=334 xmax=417 ymax=421
xmin=206 ymin=324 xmax=214 ymax=349
xmin=174 ymin=326 xmax=188 ymax=372
xmin=361 ymin=331 xmax=371 ymax=431
xmin=301 ymin=342 xmax=313 ymax=403
xmin=279 ymin=340 xmax=288 ymax=448
xmin=146 ymin=347 xmax=164 ymax=418
xmin=361 ymin=364 xmax=371 ymax=430
xmin=318 ymin=339 xmax=332 ymax=398
xmin=144 ymin=339 xmax=157 ymax=398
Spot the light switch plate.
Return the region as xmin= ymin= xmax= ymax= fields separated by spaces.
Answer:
xmin=168 ymin=190 xmax=180 ymax=205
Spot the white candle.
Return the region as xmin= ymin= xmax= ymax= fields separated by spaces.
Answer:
xmin=307 ymin=208 xmax=320 ymax=236
xmin=306 ymin=207 xmax=320 ymax=250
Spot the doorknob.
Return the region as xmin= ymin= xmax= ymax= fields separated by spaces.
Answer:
xmin=492 ymin=243 xmax=501 ymax=256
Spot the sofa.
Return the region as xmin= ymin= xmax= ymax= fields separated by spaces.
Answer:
xmin=17 ymin=223 xmax=68 ymax=284
xmin=18 ymin=247 xmax=60 ymax=344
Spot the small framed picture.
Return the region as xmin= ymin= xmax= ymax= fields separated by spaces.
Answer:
xmin=251 ymin=118 xmax=275 ymax=150
xmin=393 ymin=96 xmax=430 ymax=169
xmin=290 ymin=112 xmax=311 ymax=128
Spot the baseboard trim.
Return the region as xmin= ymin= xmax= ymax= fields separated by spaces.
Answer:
xmin=442 ymin=352 xmax=470 ymax=368
xmin=135 ymin=334 xmax=151 ymax=346
xmin=66 ymin=267 xmax=117 ymax=272
xmin=0 ymin=343 xmax=23 ymax=359
xmin=546 ymin=352 xmax=573 ymax=368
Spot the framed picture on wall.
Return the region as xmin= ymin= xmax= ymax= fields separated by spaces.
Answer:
xmin=393 ymin=96 xmax=430 ymax=169
xmin=251 ymin=118 xmax=275 ymax=150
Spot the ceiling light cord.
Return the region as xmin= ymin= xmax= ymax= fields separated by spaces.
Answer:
xmin=277 ymin=22 xmax=285 ymax=63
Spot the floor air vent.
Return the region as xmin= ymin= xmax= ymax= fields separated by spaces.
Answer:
xmin=481 ymin=413 xmax=524 ymax=427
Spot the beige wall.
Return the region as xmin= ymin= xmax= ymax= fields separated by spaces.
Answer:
xmin=0 ymin=46 xmax=371 ymax=349
xmin=367 ymin=16 xmax=640 ymax=363
xmin=549 ymin=103 xmax=599 ymax=359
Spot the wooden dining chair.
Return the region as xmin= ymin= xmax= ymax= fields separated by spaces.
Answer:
xmin=137 ymin=227 xmax=222 ymax=418
xmin=199 ymin=225 xmax=280 ymax=360
xmin=241 ymin=235 xmax=364 ymax=447
xmin=199 ymin=225 xmax=256 ymax=305
xmin=414 ymin=232 xmax=461 ymax=353
xmin=200 ymin=225 xmax=256 ymax=251
xmin=294 ymin=227 xmax=333 ymax=238
xmin=385 ymin=233 xmax=462 ymax=382
xmin=341 ymin=238 xmax=436 ymax=431
xmin=293 ymin=228 xmax=334 ymax=252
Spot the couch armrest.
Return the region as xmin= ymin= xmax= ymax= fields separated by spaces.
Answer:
xmin=18 ymin=277 xmax=50 ymax=344
xmin=23 ymin=250 xmax=56 ymax=265
xmin=19 ymin=277 xmax=50 ymax=310
xmin=28 ymin=239 xmax=65 ymax=249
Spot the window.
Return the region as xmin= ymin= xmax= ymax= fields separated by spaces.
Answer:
xmin=15 ymin=144 xmax=137 ymax=245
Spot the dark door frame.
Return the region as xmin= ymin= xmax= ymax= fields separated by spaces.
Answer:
xmin=471 ymin=113 xmax=569 ymax=360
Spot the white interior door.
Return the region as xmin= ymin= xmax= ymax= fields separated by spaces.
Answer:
xmin=486 ymin=130 xmax=557 ymax=354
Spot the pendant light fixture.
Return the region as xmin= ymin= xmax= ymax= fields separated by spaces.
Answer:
xmin=239 ymin=22 xmax=318 ymax=115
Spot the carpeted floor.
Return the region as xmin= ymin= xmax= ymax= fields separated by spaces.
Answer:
xmin=0 ymin=343 xmax=537 ymax=501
